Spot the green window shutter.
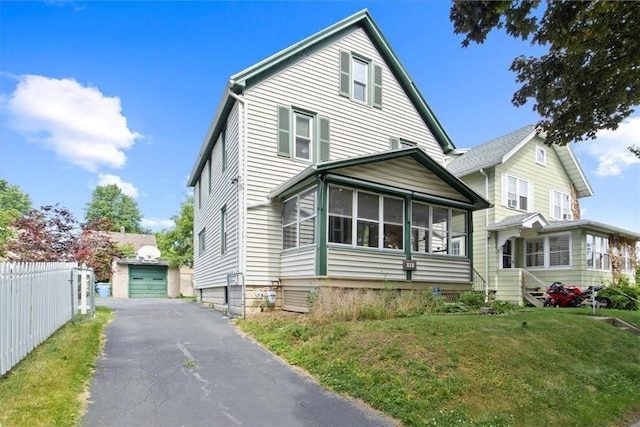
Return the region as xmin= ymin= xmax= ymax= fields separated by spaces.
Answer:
xmin=318 ymin=116 xmax=330 ymax=162
xmin=277 ymin=105 xmax=291 ymax=157
xmin=339 ymin=50 xmax=351 ymax=97
xmin=221 ymin=129 xmax=227 ymax=172
xmin=389 ymin=137 xmax=400 ymax=150
xmin=372 ymin=63 xmax=383 ymax=109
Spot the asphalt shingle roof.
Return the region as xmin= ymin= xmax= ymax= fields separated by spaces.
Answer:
xmin=447 ymin=125 xmax=537 ymax=176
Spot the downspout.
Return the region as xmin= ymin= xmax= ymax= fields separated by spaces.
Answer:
xmin=228 ymin=90 xmax=248 ymax=289
xmin=479 ymin=168 xmax=489 ymax=301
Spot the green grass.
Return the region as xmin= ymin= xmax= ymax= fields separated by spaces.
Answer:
xmin=0 ymin=306 xmax=113 ymax=427
xmin=237 ymin=309 xmax=640 ymax=427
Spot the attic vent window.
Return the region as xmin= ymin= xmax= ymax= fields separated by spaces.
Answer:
xmin=536 ymin=146 xmax=546 ymax=166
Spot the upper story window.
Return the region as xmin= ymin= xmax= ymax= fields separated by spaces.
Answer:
xmin=339 ymin=50 xmax=383 ymax=109
xmin=587 ymin=234 xmax=610 ymax=271
xmin=551 ymin=190 xmax=572 ymax=220
xmin=503 ymin=174 xmax=530 ymax=211
xmin=328 ymin=185 xmax=403 ymax=250
xmin=352 ymin=57 xmax=368 ymax=103
xmin=277 ymin=106 xmax=330 ymax=163
xmin=282 ymin=188 xmax=316 ymax=250
xmin=536 ymin=146 xmax=546 ymax=166
xmin=221 ymin=129 xmax=227 ymax=172
xmin=294 ymin=113 xmax=313 ymax=161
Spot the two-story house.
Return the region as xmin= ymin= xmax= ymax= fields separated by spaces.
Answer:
xmin=187 ymin=10 xmax=489 ymax=315
xmin=446 ymin=125 xmax=639 ymax=305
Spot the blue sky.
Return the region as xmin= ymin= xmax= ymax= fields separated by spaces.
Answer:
xmin=1 ymin=1 xmax=639 ymax=233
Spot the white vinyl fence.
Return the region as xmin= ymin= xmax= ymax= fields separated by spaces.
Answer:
xmin=0 ymin=261 xmax=93 ymax=376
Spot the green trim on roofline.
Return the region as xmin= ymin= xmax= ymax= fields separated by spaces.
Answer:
xmin=188 ymin=9 xmax=457 ymax=187
xmin=270 ymin=148 xmax=490 ymax=211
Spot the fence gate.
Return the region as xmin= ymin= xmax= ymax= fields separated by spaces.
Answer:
xmin=72 ymin=264 xmax=95 ymax=321
xmin=226 ymin=273 xmax=245 ymax=319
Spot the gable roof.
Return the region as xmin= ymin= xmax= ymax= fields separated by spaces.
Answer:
xmin=188 ymin=9 xmax=455 ymax=187
xmin=446 ymin=125 xmax=593 ymax=198
xmin=269 ymin=147 xmax=491 ymax=211
xmin=106 ymin=231 xmax=157 ymax=252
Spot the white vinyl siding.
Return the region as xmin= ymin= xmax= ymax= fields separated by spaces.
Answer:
xmin=327 ymin=247 xmax=405 ymax=281
xmin=334 ymin=157 xmax=470 ymax=203
xmin=193 ymin=104 xmax=240 ymax=289
xmin=239 ymin=27 xmax=446 ymax=284
xmin=280 ymin=247 xmax=316 ymax=278
xmin=411 ymin=255 xmax=471 ymax=283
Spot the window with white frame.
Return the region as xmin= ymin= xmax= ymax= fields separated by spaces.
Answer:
xmin=328 ymin=185 xmax=403 ymax=250
xmin=328 ymin=186 xmax=353 ymax=245
xmin=587 ymin=234 xmax=610 ymax=270
xmin=623 ymin=244 xmax=633 ymax=273
xmin=505 ymin=174 xmax=529 ymax=211
xmin=294 ymin=112 xmax=313 ymax=161
xmin=551 ymin=190 xmax=572 ymax=220
xmin=525 ymin=238 xmax=545 ymax=267
xmin=352 ymin=57 xmax=368 ymax=103
xmin=411 ymin=201 xmax=467 ymax=256
xmin=198 ymin=228 xmax=206 ymax=256
xmin=282 ymin=188 xmax=316 ymax=250
xmin=549 ymin=234 xmax=570 ymax=267
xmin=220 ymin=206 xmax=227 ymax=255
xmin=536 ymin=146 xmax=546 ymax=165
xmin=525 ymin=234 xmax=570 ymax=268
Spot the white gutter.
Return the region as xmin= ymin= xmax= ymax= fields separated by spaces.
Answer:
xmin=479 ymin=168 xmax=490 ymax=301
xmin=228 ymin=90 xmax=248 ymax=283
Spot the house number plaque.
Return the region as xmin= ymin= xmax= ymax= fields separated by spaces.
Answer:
xmin=402 ymin=260 xmax=417 ymax=271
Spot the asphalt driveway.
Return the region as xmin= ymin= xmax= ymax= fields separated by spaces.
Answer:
xmin=83 ymin=299 xmax=396 ymax=427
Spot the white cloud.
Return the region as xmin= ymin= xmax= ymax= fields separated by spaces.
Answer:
xmin=95 ymin=174 xmax=139 ymax=198
xmin=580 ymin=116 xmax=640 ymax=177
xmin=5 ymin=74 xmax=141 ymax=172
xmin=142 ymin=218 xmax=174 ymax=230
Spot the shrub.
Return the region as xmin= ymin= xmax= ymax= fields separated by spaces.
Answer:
xmin=599 ymin=285 xmax=640 ymax=311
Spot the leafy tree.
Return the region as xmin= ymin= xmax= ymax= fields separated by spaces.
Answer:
xmin=450 ymin=1 xmax=640 ymax=152
xmin=75 ymin=220 xmax=123 ymax=282
xmin=85 ymin=184 xmax=144 ymax=233
xmin=5 ymin=206 xmax=124 ymax=281
xmin=0 ymin=179 xmax=32 ymax=257
xmin=156 ymin=194 xmax=194 ymax=268
xmin=0 ymin=179 xmax=32 ymax=214
xmin=5 ymin=205 xmax=78 ymax=262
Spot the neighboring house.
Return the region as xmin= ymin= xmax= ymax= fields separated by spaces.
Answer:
xmin=446 ymin=125 xmax=639 ymax=305
xmin=187 ymin=9 xmax=489 ymax=314
xmin=108 ymin=230 xmax=193 ymax=298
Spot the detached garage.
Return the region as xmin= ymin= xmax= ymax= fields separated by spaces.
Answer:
xmin=129 ymin=264 xmax=168 ymax=298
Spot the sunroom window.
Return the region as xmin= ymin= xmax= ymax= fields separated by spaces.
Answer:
xmin=411 ymin=201 xmax=467 ymax=256
xmin=328 ymin=185 xmax=403 ymax=250
xmin=525 ymin=234 xmax=571 ymax=268
xmin=587 ymin=234 xmax=609 ymax=271
xmin=282 ymin=188 xmax=316 ymax=250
